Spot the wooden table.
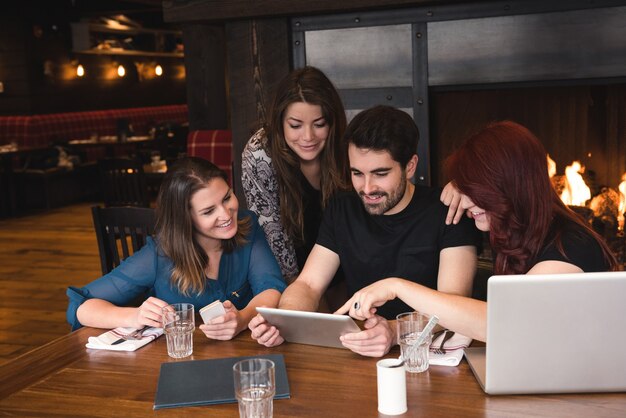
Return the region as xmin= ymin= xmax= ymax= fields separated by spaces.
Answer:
xmin=1 ymin=327 xmax=624 ymax=417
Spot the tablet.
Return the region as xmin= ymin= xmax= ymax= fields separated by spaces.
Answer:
xmin=256 ymin=307 xmax=361 ymax=349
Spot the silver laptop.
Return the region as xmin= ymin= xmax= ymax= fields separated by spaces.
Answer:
xmin=465 ymin=271 xmax=626 ymax=395
xmin=256 ymin=307 xmax=361 ymax=349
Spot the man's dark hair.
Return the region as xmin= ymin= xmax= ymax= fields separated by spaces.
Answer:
xmin=344 ymin=105 xmax=419 ymax=168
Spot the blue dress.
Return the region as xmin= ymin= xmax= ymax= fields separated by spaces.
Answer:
xmin=66 ymin=210 xmax=286 ymax=330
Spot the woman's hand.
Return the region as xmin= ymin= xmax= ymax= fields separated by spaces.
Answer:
xmin=335 ymin=279 xmax=399 ymax=320
xmin=135 ymin=296 xmax=170 ymax=328
xmin=199 ymin=300 xmax=245 ymax=340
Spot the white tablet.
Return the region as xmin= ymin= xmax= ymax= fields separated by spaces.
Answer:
xmin=256 ymin=307 xmax=361 ymax=349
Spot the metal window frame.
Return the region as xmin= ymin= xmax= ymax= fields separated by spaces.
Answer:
xmin=291 ymin=0 xmax=626 ymax=185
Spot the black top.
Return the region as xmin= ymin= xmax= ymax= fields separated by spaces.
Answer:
xmin=317 ymin=186 xmax=482 ymax=319
xmin=294 ymin=174 xmax=322 ymax=271
xmin=533 ymin=218 xmax=610 ymax=272
xmin=296 ymin=174 xmax=345 ymax=289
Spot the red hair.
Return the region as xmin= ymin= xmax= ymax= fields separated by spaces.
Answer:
xmin=446 ymin=121 xmax=617 ymax=274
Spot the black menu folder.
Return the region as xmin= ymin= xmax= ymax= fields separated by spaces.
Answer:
xmin=153 ymin=353 xmax=290 ymax=410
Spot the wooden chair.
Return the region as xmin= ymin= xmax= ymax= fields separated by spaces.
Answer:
xmin=97 ymin=157 xmax=150 ymax=207
xmin=91 ymin=205 xmax=156 ymax=275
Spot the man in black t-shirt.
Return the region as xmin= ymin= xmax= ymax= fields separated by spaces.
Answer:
xmin=249 ymin=106 xmax=481 ymax=357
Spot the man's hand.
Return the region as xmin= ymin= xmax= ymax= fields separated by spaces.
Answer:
xmin=440 ymin=181 xmax=467 ymax=225
xmin=339 ymin=316 xmax=395 ymax=357
xmin=248 ymin=313 xmax=285 ymax=347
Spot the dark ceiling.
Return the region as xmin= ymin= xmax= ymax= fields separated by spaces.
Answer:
xmin=10 ymin=1 xmax=168 ymax=27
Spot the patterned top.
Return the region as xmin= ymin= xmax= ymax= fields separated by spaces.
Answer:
xmin=241 ymin=129 xmax=299 ymax=280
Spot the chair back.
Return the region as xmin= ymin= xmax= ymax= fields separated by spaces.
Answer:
xmin=98 ymin=157 xmax=150 ymax=207
xmin=91 ymin=205 xmax=156 ymax=275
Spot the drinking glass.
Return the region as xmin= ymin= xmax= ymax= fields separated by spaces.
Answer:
xmin=233 ymin=358 xmax=275 ymax=418
xmin=162 ymin=303 xmax=194 ymax=358
xmin=396 ymin=311 xmax=432 ymax=373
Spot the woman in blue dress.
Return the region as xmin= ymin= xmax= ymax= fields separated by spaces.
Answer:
xmin=67 ymin=157 xmax=286 ymax=340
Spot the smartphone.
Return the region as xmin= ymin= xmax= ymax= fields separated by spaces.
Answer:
xmin=199 ymin=300 xmax=226 ymax=324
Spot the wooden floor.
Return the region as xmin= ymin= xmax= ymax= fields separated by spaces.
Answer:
xmin=0 ymin=203 xmax=102 ymax=366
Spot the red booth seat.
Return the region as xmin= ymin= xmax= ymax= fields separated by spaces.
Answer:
xmin=0 ymin=104 xmax=189 ymax=149
xmin=187 ymin=129 xmax=233 ymax=184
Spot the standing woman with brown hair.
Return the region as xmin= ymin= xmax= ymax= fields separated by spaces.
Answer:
xmin=67 ymin=157 xmax=286 ymax=339
xmin=242 ymin=66 xmax=348 ymax=283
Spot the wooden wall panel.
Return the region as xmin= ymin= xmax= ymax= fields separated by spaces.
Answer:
xmin=225 ymin=18 xmax=290 ymax=205
xmin=164 ymin=0 xmax=454 ymax=23
xmin=0 ymin=16 xmax=32 ymax=114
xmin=182 ymin=23 xmax=228 ymax=130
xmin=431 ymin=84 xmax=625 ymax=191
xmin=606 ymin=85 xmax=626 ymax=187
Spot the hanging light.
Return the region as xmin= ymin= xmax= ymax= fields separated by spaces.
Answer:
xmin=155 ymin=64 xmax=163 ymax=76
xmin=117 ymin=64 xmax=126 ymax=77
xmin=76 ymin=64 xmax=85 ymax=77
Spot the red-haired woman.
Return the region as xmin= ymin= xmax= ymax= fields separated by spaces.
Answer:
xmin=336 ymin=121 xmax=618 ymax=341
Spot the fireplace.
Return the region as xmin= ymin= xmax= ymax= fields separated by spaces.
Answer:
xmin=430 ymin=83 xmax=626 ymax=266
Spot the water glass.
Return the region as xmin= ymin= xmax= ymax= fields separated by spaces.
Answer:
xmin=233 ymin=358 xmax=275 ymax=418
xmin=162 ymin=303 xmax=194 ymax=358
xmin=396 ymin=311 xmax=432 ymax=373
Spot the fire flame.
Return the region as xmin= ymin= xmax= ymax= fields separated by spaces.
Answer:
xmin=547 ymin=154 xmax=556 ymax=178
xmin=549 ymin=157 xmax=624 ymax=230
xmin=560 ymin=161 xmax=591 ymax=207
xmin=617 ymin=173 xmax=626 ymax=231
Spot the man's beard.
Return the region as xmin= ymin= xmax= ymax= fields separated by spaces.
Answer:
xmin=359 ymin=174 xmax=407 ymax=215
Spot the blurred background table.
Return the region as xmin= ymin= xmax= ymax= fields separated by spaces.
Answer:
xmin=1 ymin=327 xmax=624 ymax=417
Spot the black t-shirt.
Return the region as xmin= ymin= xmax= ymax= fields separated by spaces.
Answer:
xmin=316 ymin=186 xmax=482 ymax=319
xmin=533 ymin=219 xmax=610 ymax=272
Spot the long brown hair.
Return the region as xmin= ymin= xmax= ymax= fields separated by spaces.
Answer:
xmin=446 ymin=121 xmax=617 ymax=274
xmin=265 ymin=66 xmax=348 ymax=244
xmin=155 ymin=157 xmax=251 ymax=295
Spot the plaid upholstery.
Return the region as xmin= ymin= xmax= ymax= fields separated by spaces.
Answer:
xmin=35 ymin=111 xmax=117 ymax=145
xmin=0 ymin=104 xmax=188 ymax=149
xmin=187 ymin=130 xmax=233 ymax=184
xmin=0 ymin=116 xmax=42 ymax=148
xmin=109 ymin=104 xmax=188 ymax=135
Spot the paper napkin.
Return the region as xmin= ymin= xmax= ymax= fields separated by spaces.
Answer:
xmin=428 ymin=332 xmax=472 ymax=367
xmin=86 ymin=326 xmax=163 ymax=352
